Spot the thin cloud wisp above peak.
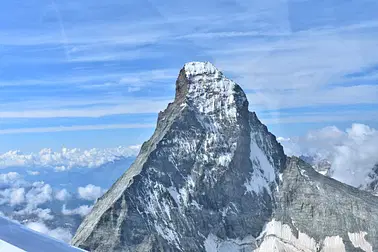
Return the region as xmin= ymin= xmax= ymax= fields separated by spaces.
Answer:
xmin=0 ymin=124 xmax=155 ymax=135
xmin=0 ymin=0 xmax=376 ymax=150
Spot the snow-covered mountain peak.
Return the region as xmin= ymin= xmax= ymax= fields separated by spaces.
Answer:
xmin=73 ymin=62 xmax=378 ymax=252
xmin=183 ymin=61 xmax=219 ymax=78
xmin=73 ymin=62 xmax=285 ymax=251
xmin=176 ymin=62 xmax=247 ymax=119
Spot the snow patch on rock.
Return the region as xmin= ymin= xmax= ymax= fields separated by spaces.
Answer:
xmin=167 ymin=186 xmax=181 ymax=207
xmin=184 ymin=62 xmax=218 ymax=78
xmin=348 ymin=232 xmax=373 ymax=252
xmin=244 ymin=128 xmax=276 ymax=196
xmin=155 ymin=223 xmax=181 ymax=249
xmin=255 ymin=219 xmax=347 ymax=252
xmin=184 ymin=62 xmax=245 ymax=123
xmin=322 ymin=236 xmax=345 ymax=252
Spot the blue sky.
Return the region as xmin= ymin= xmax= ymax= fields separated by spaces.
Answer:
xmin=0 ymin=0 xmax=377 ymax=152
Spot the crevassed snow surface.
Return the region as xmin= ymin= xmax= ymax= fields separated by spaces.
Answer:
xmin=0 ymin=216 xmax=86 ymax=252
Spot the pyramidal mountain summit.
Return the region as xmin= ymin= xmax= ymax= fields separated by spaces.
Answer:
xmin=71 ymin=62 xmax=378 ymax=252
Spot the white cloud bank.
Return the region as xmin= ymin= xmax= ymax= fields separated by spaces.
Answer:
xmin=0 ymin=187 xmax=26 ymax=206
xmin=26 ymin=221 xmax=72 ymax=243
xmin=12 ymin=181 xmax=55 ymax=221
xmin=0 ymin=173 xmax=56 ymax=221
xmin=278 ymin=123 xmax=378 ymax=188
xmin=10 ymin=188 xmax=25 ymax=206
xmin=0 ymin=145 xmax=140 ymax=171
xmin=25 ymin=182 xmax=53 ymax=208
xmin=0 ymin=172 xmax=24 ymax=187
xmin=62 ymin=204 xmax=93 ymax=217
xmin=77 ymin=184 xmax=105 ymax=201
xmin=55 ymin=189 xmax=71 ymax=201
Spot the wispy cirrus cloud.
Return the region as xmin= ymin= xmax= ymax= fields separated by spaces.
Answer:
xmin=247 ymin=84 xmax=378 ymax=111
xmin=260 ymin=110 xmax=378 ymax=125
xmin=0 ymin=103 xmax=166 ymax=118
xmin=0 ymin=68 xmax=177 ymax=87
xmin=0 ymin=0 xmax=377 ymax=149
xmin=213 ymin=24 xmax=378 ymax=91
xmin=0 ymin=124 xmax=155 ymax=135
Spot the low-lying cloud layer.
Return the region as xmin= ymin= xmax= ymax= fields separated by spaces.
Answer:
xmin=0 ymin=169 xmax=105 ymax=242
xmin=26 ymin=221 xmax=73 ymax=243
xmin=62 ymin=204 xmax=93 ymax=217
xmin=78 ymin=184 xmax=105 ymax=201
xmin=278 ymin=123 xmax=378 ymax=188
xmin=0 ymin=145 xmax=140 ymax=171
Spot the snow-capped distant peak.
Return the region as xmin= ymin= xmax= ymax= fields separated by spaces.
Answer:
xmin=184 ymin=61 xmax=219 ymax=78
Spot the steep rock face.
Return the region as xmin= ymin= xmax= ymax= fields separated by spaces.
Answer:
xmin=256 ymin=157 xmax=378 ymax=252
xmin=300 ymin=155 xmax=378 ymax=195
xmin=361 ymin=164 xmax=378 ymax=195
xmin=71 ymin=62 xmax=286 ymax=251
xmin=299 ymin=155 xmax=332 ymax=176
xmin=72 ymin=62 xmax=378 ymax=252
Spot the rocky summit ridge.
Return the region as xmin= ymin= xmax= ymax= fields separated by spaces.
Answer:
xmin=72 ymin=62 xmax=378 ymax=252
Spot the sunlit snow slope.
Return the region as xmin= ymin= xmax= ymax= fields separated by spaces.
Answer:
xmin=0 ymin=216 xmax=86 ymax=252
